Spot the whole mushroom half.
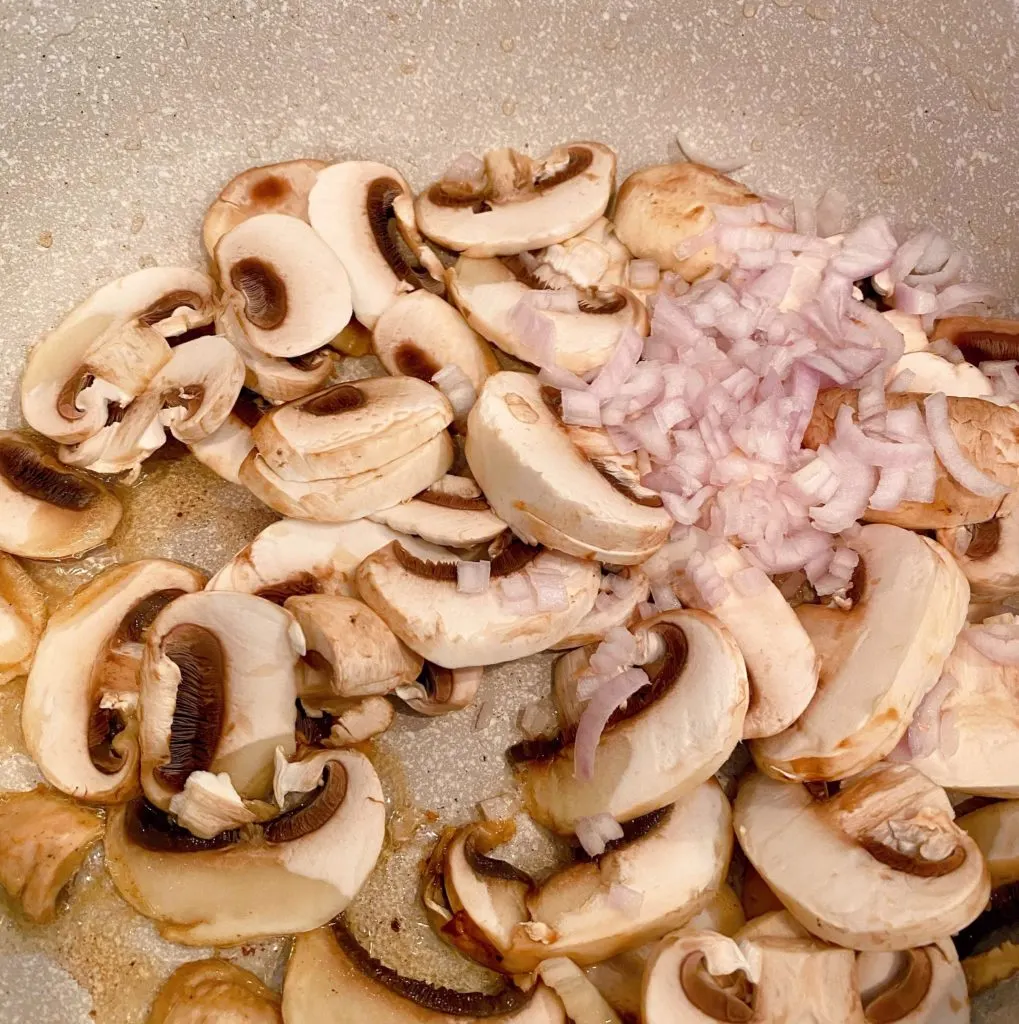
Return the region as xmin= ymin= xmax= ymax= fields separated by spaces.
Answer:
xmin=734 ymin=764 xmax=989 ymax=951
xmin=514 ymin=609 xmax=747 ymax=834
xmin=0 ymin=553 xmax=47 ymax=685
xmin=147 ymin=959 xmax=282 ymax=1024
xmin=415 ymin=141 xmax=616 ymax=257
xmin=752 ymin=524 xmax=969 ymax=782
xmin=106 ymin=748 xmax=385 ymax=945
xmin=22 ymin=559 xmax=206 ymax=804
xmin=466 ymin=373 xmax=672 ymax=565
xmin=938 ymin=509 xmax=1019 ymax=601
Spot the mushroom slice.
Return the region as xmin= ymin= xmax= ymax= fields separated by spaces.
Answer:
xmin=931 ymin=315 xmax=1019 ymax=365
xmin=937 ymin=510 xmax=1019 ymax=601
xmin=252 ymin=377 xmax=453 ymax=483
xmin=167 ymin=771 xmax=258 ymax=840
xmin=466 ymin=373 xmax=672 ymax=565
xmin=416 ymin=142 xmax=616 ymax=257
xmin=0 ymin=431 xmax=123 ymax=559
xmin=297 ymin=695 xmax=395 ymax=747
xmin=286 ymin=594 xmax=422 ymax=707
xmin=369 ymin=475 xmax=508 ymax=548
xmin=239 ymin=429 xmax=454 ymax=522
xmin=356 ymin=541 xmax=600 ymax=668
xmin=21 ymin=266 xmax=214 ymax=444
xmin=148 ymin=959 xmax=282 ymax=1023
xmin=282 ymin=922 xmax=565 ymax=1024
xmin=106 ymin=748 xmax=385 ymax=945
xmin=0 ymin=786 xmax=103 ymax=923
xmin=216 ymin=213 xmax=353 ymax=359
xmin=373 ymin=290 xmax=501 ymax=393
xmin=202 ymin=157 xmax=328 ymax=256
xmin=613 ymin=162 xmax=760 ymax=282
xmin=856 ymin=941 xmax=969 ymax=1024
xmin=551 ymin=567 xmax=650 ymax=651
xmin=139 ymin=590 xmax=302 ymax=810
xmin=208 ymin=518 xmax=447 ymax=601
xmin=447 ymin=256 xmax=647 ymax=375
xmin=804 ymin=388 xmax=1019 ymax=529
xmin=22 ymin=559 xmax=205 ymax=804
xmin=886 ymin=351 xmax=994 ymax=398
xmin=189 ymin=412 xmax=256 ymax=485
xmin=309 ymin=161 xmax=442 ymax=329
xmin=514 ymin=609 xmax=748 ymax=834
xmin=530 ymin=217 xmax=633 ymax=291
xmin=0 ymin=553 xmax=47 ymax=685
xmin=958 ymin=800 xmax=1019 ymax=889
xmin=396 ymin=664 xmax=483 ymax=716
xmin=733 ymin=764 xmax=990 ymax=951
xmin=752 ymin=524 xmax=969 ymax=782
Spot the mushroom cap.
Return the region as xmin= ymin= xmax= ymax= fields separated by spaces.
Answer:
xmin=188 ymin=412 xmax=256 ymax=486
xmin=613 ymin=161 xmax=759 ymax=281
xmin=518 ymin=609 xmax=748 ymax=834
xmin=147 ymin=958 xmax=282 ymax=1024
xmin=856 ymin=940 xmax=969 ymax=1024
xmin=21 ymin=266 xmax=212 ymax=444
xmin=465 ymin=373 xmax=672 ymax=565
xmin=202 ymin=157 xmax=328 ymax=257
xmin=0 ymin=786 xmax=104 ymax=923
xmin=415 ymin=142 xmax=616 ymax=258
xmin=215 ymin=213 xmax=353 ymax=359
xmin=106 ymin=748 xmax=385 ymax=946
xmin=373 ymin=289 xmax=501 ymax=393
xmin=0 ymin=431 xmax=123 ymax=559
xmin=239 ymin=429 xmax=454 ymax=522
xmin=22 ymin=560 xmax=204 ymax=804
xmin=447 ymin=256 xmax=647 ymax=375
xmin=752 ymin=524 xmax=969 ymax=782
xmin=0 ymin=553 xmax=47 ymax=686
xmin=804 ymin=388 xmax=1019 ymax=528
xmin=937 ymin=511 xmax=1019 ymax=601
xmin=139 ymin=590 xmax=302 ymax=810
xmin=959 ymin=798 xmax=1019 ymax=888
xmin=252 ymin=377 xmax=453 ymax=482
xmin=733 ymin=765 xmax=990 ymax=951
xmin=931 ymin=315 xmax=1019 ymax=363
xmin=356 ymin=542 xmax=600 ymax=669
xmin=550 ymin=567 xmax=650 ymax=651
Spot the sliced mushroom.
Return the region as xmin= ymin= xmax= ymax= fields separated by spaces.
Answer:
xmin=215 ymin=213 xmax=353 ymax=359
xmin=21 ymin=266 xmax=215 ymax=444
xmin=138 ymin=590 xmax=302 ymax=810
xmin=550 ymin=567 xmax=650 ymax=651
xmin=147 ymin=958 xmax=282 ymax=1024
xmin=202 ymin=157 xmax=328 ymax=256
xmin=886 ymin=351 xmax=994 ymax=398
xmin=298 ymin=695 xmax=395 ymax=747
xmin=0 ymin=786 xmax=103 ymax=923
xmin=447 ymin=256 xmax=648 ymax=375
xmin=373 ymin=289 xmax=501 ymax=393
xmin=804 ymin=388 xmax=1019 ymax=528
xmin=931 ymin=315 xmax=1019 ymax=365
xmin=733 ymin=764 xmax=990 ymax=950
xmin=687 ymin=885 xmax=747 ymax=938
xmin=416 ymin=142 xmax=616 ymax=257
xmin=752 ymin=524 xmax=968 ymax=782
xmin=0 ymin=553 xmax=47 ymax=685
xmin=856 ymin=941 xmax=969 ymax=1024
xmin=530 ymin=217 xmax=633 ymax=291
xmin=396 ymin=664 xmax=483 ymax=716
xmin=0 ymin=431 xmax=123 ymax=558
xmin=106 ymin=748 xmax=385 ymax=945
xmin=286 ymin=593 xmax=422 ymax=709
xmin=356 ymin=541 xmax=600 ymax=668
xmin=369 ymin=475 xmax=508 ymax=548
xmin=282 ymin=922 xmax=565 ymax=1024
xmin=465 ymin=373 xmax=672 ymax=565
xmin=189 ymin=412 xmax=257 ymax=485
xmin=613 ymin=162 xmax=759 ymax=281
xmin=958 ymin=800 xmax=1019 ymax=889
xmin=515 ymin=609 xmax=748 ymax=834
xmin=167 ymin=770 xmax=258 ymax=840
xmin=22 ymin=559 xmax=205 ymax=803
xmin=937 ymin=510 xmax=1019 ymax=601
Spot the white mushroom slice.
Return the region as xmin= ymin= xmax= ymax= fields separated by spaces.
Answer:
xmin=299 ymin=695 xmax=396 ymax=747
xmin=252 ymin=377 xmax=453 ymax=482
xmin=884 ymin=310 xmax=930 ymax=354
xmin=752 ymin=524 xmax=969 ymax=782
xmin=167 ymin=770 xmax=258 ymax=840
xmin=958 ymin=798 xmax=1019 ymax=888
xmin=21 ymin=266 xmax=214 ymax=443
xmin=416 ymin=142 xmax=616 ymax=257
xmin=931 ymin=316 xmax=1019 ymax=362
xmin=369 ymin=475 xmax=508 ymax=548
xmin=886 ymin=351 xmax=994 ymax=397
xmin=516 ymin=610 xmax=748 ymax=834
xmin=466 ymin=373 xmax=672 ymax=565
xmin=0 ymin=786 xmax=104 ymax=923
xmin=551 ymin=567 xmax=650 ymax=651
xmin=106 ymin=748 xmax=385 ymax=945
xmin=938 ymin=511 xmax=1019 ymax=601
xmin=189 ymin=412 xmax=256 ymax=485
xmin=148 ymin=959 xmax=282 ymax=1024
xmin=139 ymin=590 xmax=302 ymax=810
xmin=282 ymin=923 xmax=565 ymax=1024
xmin=373 ymin=290 xmax=500 ymax=393
xmin=356 ymin=541 xmax=600 ymax=668
xmin=447 ymin=257 xmax=647 ymax=375
xmin=216 ymin=213 xmax=353 ymax=359
xmin=536 ymin=958 xmax=622 ymax=1024
xmin=686 ymin=886 xmax=747 ymax=938
xmin=285 ymin=594 xmax=422 ymax=705
xmin=396 ymin=664 xmax=482 ymax=716
xmin=239 ymin=429 xmax=454 ymax=522
xmin=856 ymin=940 xmax=969 ymax=1024
xmin=734 ymin=764 xmax=990 ymax=951
xmin=0 ymin=431 xmax=123 ymax=559
xmin=0 ymin=553 xmax=46 ymax=685
xmin=531 ymin=218 xmax=632 ymax=290
xmin=22 ymin=559 xmax=205 ymax=804
xmin=202 ymin=157 xmax=328 ymax=256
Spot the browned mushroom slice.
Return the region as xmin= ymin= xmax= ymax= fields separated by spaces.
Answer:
xmin=147 ymin=958 xmax=282 ymax=1023
xmin=932 ymin=316 xmax=1019 ymax=365
xmin=0 ymin=553 xmax=46 ymax=685
xmin=857 ymin=940 xmax=969 ymax=1024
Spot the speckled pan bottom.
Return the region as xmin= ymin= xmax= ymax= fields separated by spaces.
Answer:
xmin=1 ymin=0 xmax=1017 ymax=1020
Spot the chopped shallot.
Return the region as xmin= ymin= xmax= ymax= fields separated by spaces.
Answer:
xmin=607 ymin=882 xmax=644 ymax=917
xmin=432 ymin=364 xmax=477 ymax=419
xmin=574 ymin=812 xmax=624 ymax=857
xmin=573 ymin=668 xmax=651 ymax=780
xmin=964 ymin=623 xmax=1019 ymax=665
xmin=456 ymin=560 xmax=490 ymax=594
